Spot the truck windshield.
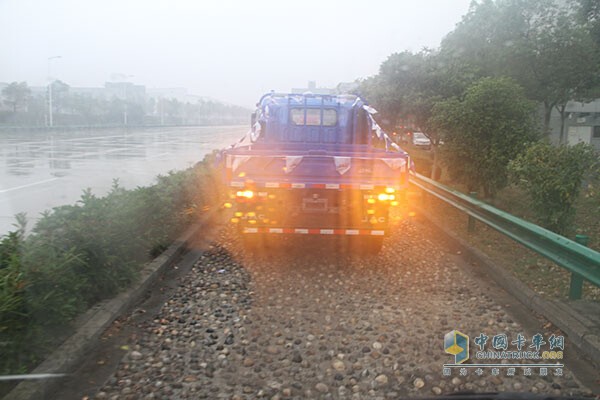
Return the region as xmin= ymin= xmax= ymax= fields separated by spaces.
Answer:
xmin=290 ymin=108 xmax=337 ymax=126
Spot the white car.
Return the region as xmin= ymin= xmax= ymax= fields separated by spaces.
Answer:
xmin=412 ymin=132 xmax=431 ymax=149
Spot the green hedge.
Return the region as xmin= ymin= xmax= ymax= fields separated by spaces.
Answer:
xmin=0 ymin=154 xmax=224 ymax=378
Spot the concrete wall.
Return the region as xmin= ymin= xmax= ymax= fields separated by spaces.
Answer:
xmin=547 ymin=99 xmax=600 ymax=150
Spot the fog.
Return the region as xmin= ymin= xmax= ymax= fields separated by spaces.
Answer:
xmin=0 ymin=0 xmax=472 ymax=108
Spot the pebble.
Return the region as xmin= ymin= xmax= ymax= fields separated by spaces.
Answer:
xmin=91 ymin=231 xmax=590 ymax=399
xmin=375 ymin=374 xmax=388 ymax=385
xmin=332 ymin=360 xmax=345 ymax=371
xmin=490 ymin=376 xmax=502 ymax=385
xmin=414 ymin=378 xmax=425 ymax=389
xmin=315 ymin=382 xmax=328 ymax=393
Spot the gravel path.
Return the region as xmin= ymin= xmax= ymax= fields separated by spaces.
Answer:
xmin=94 ymin=218 xmax=592 ymax=399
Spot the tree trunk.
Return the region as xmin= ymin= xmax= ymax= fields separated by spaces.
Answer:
xmin=556 ymin=104 xmax=567 ymax=145
xmin=543 ymin=101 xmax=553 ymax=138
xmin=431 ymin=144 xmax=442 ymax=181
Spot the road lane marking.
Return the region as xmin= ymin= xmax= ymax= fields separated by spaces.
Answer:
xmin=147 ymin=152 xmax=171 ymax=159
xmin=0 ymin=178 xmax=59 ymax=194
xmin=0 ymin=373 xmax=66 ymax=381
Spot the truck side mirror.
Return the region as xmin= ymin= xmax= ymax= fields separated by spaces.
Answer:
xmin=251 ymin=112 xmax=257 ymax=131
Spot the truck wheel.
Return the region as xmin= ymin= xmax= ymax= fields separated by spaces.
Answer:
xmin=242 ymin=234 xmax=268 ymax=253
xmin=348 ymin=236 xmax=383 ymax=255
xmin=366 ymin=236 xmax=384 ymax=254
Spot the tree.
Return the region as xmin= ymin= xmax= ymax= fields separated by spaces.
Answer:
xmin=441 ymin=0 xmax=600 ymax=139
xmin=359 ymin=49 xmax=479 ymax=179
xmin=405 ymin=52 xmax=480 ymax=179
xmin=2 ymin=82 xmax=31 ymax=113
xmin=431 ymin=77 xmax=539 ymax=198
xmin=512 ymin=5 xmax=600 ymax=142
xmin=50 ymin=80 xmax=70 ymax=114
xmin=358 ymin=51 xmax=430 ymax=131
xmin=165 ymin=98 xmax=182 ymax=121
xmin=509 ymin=142 xmax=597 ymax=234
xmin=578 ymin=0 xmax=600 ymax=48
xmin=67 ymin=93 xmax=97 ymax=123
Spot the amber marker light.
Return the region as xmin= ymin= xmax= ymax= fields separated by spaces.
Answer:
xmin=236 ymin=190 xmax=254 ymax=199
xmin=378 ymin=193 xmax=395 ymax=201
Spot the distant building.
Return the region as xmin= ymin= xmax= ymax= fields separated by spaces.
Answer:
xmin=19 ymin=82 xmax=146 ymax=102
xmin=68 ymin=86 xmax=107 ymax=98
xmin=548 ymin=99 xmax=600 ymax=150
xmin=291 ymin=81 xmax=359 ymax=96
xmin=104 ymin=82 xmax=146 ymax=104
xmin=0 ymin=82 xmax=9 ymax=111
xmin=146 ymin=87 xmax=211 ymax=104
xmin=291 ymin=81 xmax=334 ymax=95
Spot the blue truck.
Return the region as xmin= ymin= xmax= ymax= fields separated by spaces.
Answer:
xmin=220 ymin=93 xmax=412 ymax=252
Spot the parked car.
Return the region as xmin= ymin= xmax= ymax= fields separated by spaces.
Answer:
xmin=412 ymin=131 xmax=431 ymax=150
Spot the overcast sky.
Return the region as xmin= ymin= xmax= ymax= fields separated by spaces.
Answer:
xmin=0 ymin=0 xmax=473 ymax=108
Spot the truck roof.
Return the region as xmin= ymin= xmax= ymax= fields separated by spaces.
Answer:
xmin=259 ymin=93 xmax=366 ymax=110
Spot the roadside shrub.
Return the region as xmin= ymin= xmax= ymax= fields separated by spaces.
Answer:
xmin=0 ymin=215 xmax=29 ymax=374
xmin=0 ymin=156 xmax=223 ymax=377
xmin=509 ymin=142 xmax=597 ymax=234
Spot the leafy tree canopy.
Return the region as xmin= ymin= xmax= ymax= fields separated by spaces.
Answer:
xmin=1 ymin=81 xmax=31 ymax=113
xmin=431 ymin=77 xmax=539 ymax=197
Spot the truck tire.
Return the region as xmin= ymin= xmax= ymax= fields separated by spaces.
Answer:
xmin=366 ymin=236 xmax=384 ymax=254
xmin=348 ymin=236 xmax=383 ymax=255
xmin=242 ymin=234 xmax=268 ymax=253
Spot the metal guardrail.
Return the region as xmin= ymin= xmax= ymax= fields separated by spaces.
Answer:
xmin=410 ymin=173 xmax=600 ymax=300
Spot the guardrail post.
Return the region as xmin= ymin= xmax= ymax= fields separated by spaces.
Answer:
xmin=568 ymin=234 xmax=589 ymax=300
xmin=467 ymin=192 xmax=477 ymax=233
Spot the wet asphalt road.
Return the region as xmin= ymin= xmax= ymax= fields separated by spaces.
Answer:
xmin=0 ymin=126 xmax=246 ymax=235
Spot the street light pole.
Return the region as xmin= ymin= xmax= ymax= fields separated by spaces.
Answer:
xmin=124 ymin=84 xmax=128 ymax=125
xmin=47 ymin=56 xmax=61 ymax=127
xmin=121 ymin=75 xmax=134 ymax=125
